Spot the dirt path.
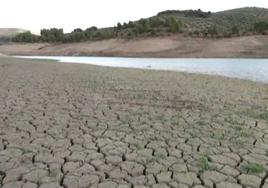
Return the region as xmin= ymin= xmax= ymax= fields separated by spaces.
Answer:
xmin=0 ymin=35 xmax=268 ymax=58
xmin=0 ymin=57 xmax=268 ymax=188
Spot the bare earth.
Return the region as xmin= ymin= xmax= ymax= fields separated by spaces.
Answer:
xmin=0 ymin=35 xmax=268 ymax=58
xmin=0 ymin=57 xmax=268 ymax=188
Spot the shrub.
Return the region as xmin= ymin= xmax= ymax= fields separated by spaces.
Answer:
xmin=200 ymin=155 xmax=210 ymax=170
xmin=243 ymin=163 xmax=265 ymax=173
xmin=40 ymin=28 xmax=64 ymax=42
xmin=86 ymin=26 xmax=98 ymax=32
xmin=158 ymin=9 xmax=211 ymax=18
xmin=254 ymin=21 xmax=268 ymax=34
xmin=73 ymin=28 xmax=83 ymax=32
xmin=208 ymin=25 xmax=218 ymax=36
xmin=12 ymin=32 xmax=39 ymax=43
xmin=117 ymin=23 xmax=122 ymax=30
xmin=231 ymin=26 xmax=239 ymax=34
xmin=166 ymin=16 xmax=182 ymax=33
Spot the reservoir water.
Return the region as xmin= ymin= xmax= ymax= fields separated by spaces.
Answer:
xmin=17 ymin=56 xmax=268 ymax=83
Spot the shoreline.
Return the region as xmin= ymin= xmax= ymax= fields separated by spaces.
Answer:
xmin=1 ymin=35 xmax=268 ymax=58
xmin=13 ymin=54 xmax=268 ymax=59
xmin=5 ymin=55 xmax=268 ymax=89
xmin=14 ymin=56 xmax=268 ymax=85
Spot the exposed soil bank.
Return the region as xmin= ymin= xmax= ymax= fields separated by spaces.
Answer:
xmin=0 ymin=35 xmax=268 ymax=58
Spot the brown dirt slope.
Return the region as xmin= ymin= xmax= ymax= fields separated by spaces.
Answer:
xmin=0 ymin=35 xmax=268 ymax=58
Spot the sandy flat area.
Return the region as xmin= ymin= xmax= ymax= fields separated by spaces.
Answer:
xmin=0 ymin=57 xmax=268 ymax=188
xmin=0 ymin=35 xmax=268 ymax=58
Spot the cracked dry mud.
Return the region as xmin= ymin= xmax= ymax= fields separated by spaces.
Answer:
xmin=0 ymin=57 xmax=268 ymax=188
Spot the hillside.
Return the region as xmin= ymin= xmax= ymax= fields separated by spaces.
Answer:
xmin=156 ymin=7 xmax=268 ymax=34
xmin=0 ymin=28 xmax=28 ymax=43
xmin=12 ymin=7 xmax=268 ymax=43
xmin=3 ymin=7 xmax=268 ymax=58
xmin=1 ymin=35 xmax=268 ymax=58
xmin=0 ymin=28 xmax=27 ymax=37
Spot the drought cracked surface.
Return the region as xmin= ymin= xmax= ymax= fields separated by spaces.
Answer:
xmin=0 ymin=57 xmax=268 ymax=188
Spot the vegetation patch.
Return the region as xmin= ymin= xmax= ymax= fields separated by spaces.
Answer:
xmin=12 ymin=7 xmax=268 ymax=43
xmin=200 ymin=154 xmax=216 ymax=171
xmin=243 ymin=108 xmax=268 ymax=121
xmin=200 ymin=154 xmax=210 ymax=170
xmin=242 ymin=163 xmax=265 ymax=174
xmin=259 ymin=112 xmax=268 ymax=120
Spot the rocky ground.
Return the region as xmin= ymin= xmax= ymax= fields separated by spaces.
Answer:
xmin=0 ymin=57 xmax=268 ymax=188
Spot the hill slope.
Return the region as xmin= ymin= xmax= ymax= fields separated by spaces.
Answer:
xmin=110 ymin=7 xmax=268 ymax=39
xmin=0 ymin=28 xmax=28 ymax=43
xmin=1 ymin=35 xmax=268 ymax=58
xmin=151 ymin=7 xmax=268 ymax=34
xmin=12 ymin=7 xmax=268 ymax=43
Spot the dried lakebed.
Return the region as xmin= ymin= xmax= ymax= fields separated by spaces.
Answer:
xmin=0 ymin=57 xmax=268 ymax=188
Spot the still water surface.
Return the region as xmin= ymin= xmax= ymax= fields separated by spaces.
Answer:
xmin=17 ymin=56 xmax=268 ymax=83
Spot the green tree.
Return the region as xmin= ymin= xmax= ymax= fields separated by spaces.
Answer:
xmin=73 ymin=28 xmax=83 ymax=32
xmin=12 ymin=32 xmax=39 ymax=43
xmin=166 ymin=17 xmax=182 ymax=33
xmin=208 ymin=25 xmax=218 ymax=36
xmin=117 ymin=23 xmax=122 ymax=30
xmin=86 ymin=26 xmax=98 ymax=32
xmin=40 ymin=28 xmax=64 ymax=42
xmin=231 ymin=26 xmax=239 ymax=34
xmin=254 ymin=22 xmax=268 ymax=34
xmin=136 ymin=19 xmax=151 ymax=34
xmin=149 ymin=17 xmax=162 ymax=27
xmin=128 ymin=21 xmax=135 ymax=28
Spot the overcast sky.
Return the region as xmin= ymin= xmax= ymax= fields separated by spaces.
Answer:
xmin=1 ymin=0 xmax=267 ymax=33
